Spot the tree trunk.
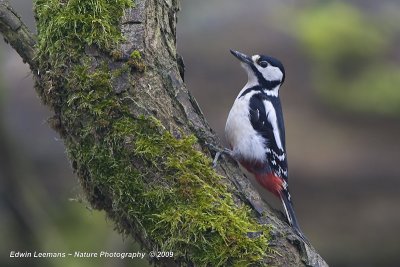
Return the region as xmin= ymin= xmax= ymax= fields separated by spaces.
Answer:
xmin=0 ymin=0 xmax=328 ymax=266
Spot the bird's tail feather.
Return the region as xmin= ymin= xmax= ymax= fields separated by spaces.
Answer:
xmin=280 ymin=189 xmax=308 ymax=242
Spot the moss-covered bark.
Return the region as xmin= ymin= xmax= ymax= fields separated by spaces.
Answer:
xmin=1 ymin=0 xmax=328 ymax=266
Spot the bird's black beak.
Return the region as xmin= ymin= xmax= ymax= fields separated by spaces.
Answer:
xmin=230 ymin=49 xmax=252 ymax=65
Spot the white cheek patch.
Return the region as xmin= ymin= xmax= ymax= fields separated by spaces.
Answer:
xmin=251 ymin=55 xmax=283 ymax=82
xmin=257 ymin=65 xmax=283 ymax=82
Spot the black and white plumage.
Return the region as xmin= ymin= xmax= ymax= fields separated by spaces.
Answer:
xmin=225 ymin=50 xmax=304 ymax=239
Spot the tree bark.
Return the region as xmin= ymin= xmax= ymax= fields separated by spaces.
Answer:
xmin=0 ymin=0 xmax=37 ymax=70
xmin=0 ymin=0 xmax=328 ymax=266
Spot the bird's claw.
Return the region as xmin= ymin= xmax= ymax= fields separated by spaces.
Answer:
xmin=212 ymin=151 xmax=222 ymax=168
xmin=205 ymin=142 xmax=232 ymax=168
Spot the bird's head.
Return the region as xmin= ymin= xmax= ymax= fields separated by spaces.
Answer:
xmin=230 ymin=49 xmax=285 ymax=91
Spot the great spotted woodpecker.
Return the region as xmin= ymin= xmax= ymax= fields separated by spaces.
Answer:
xmin=224 ymin=50 xmax=305 ymax=239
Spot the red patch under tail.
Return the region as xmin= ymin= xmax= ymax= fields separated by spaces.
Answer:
xmin=255 ymin=173 xmax=283 ymax=197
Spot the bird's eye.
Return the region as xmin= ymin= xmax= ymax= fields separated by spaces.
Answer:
xmin=258 ymin=61 xmax=269 ymax=68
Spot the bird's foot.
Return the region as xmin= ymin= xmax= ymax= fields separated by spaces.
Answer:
xmin=205 ymin=142 xmax=233 ymax=168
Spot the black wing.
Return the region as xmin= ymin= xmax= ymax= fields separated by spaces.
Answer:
xmin=248 ymin=93 xmax=288 ymax=180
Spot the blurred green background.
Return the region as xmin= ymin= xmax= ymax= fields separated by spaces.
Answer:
xmin=1 ymin=1 xmax=400 ymax=266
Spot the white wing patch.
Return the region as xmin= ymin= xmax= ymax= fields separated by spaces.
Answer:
xmin=263 ymin=100 xmax=284 ymax=150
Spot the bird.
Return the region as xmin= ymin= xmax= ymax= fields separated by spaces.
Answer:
xmin=223 ymin=49 xmax=305 ymax=239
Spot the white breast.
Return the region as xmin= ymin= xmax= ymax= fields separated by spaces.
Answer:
xmin=225 ymin=91 xmax=267 ymax=162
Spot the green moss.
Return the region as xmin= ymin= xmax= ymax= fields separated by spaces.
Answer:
xmin=34 ymin=0 xmax=272 ymax=266
xmin=62 ymin=64 xmax=271 ymax=264
xmin=35 ymin=0 xmax=133 ymax=67
xmin=130 ymin=50 xmax=142 ymax=60
xmin=67 ymin=104 xmax=271 ymax=266
xmin=110 ymin=49 xmax=124 ymax=60
xmin=128 ymin=50 xmax=146 ymax=72
xmin=112 ymin=63 xmax=130 ymax=78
